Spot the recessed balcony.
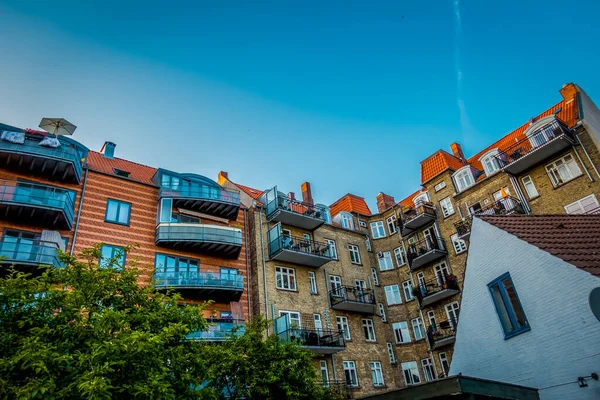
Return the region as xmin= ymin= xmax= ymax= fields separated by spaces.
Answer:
xmin=267 ymin=230 xmax=334 ymax=268
xmin=454 ymin=219 xmax=472 ymax=241
xmin=0 ymin=237 xmax=62 ymax=271
xmin=155 ymin=223 xmax=242 ymax=258
xmin=415 ymin=275 xmax=460 ymax=308
xmin=187 ymin=318 xmax=245 ymax=341
xmin=274 ymin=315 xmax=346 ymax=355
xmin=0 ymin=181 xmax=75 ymax=229
xmin=407 ymin=236 xmax=447 ymax=271
xmin=495 ymin=117 xmax=574 ymax=176
xmin=0 ymin=130 xmax=87 ymax=183
xmin=400 ymin=202 xmax=436 ymax=236
xmin=264 ymin=188 xmax=328 ymax=230
xmin=329 ymin=286 xmax=376 ymax=314
xmin=153 ymin=271 xmax=244 ymax=301
xmin=427 ymin=319 xmax=457 ymax=350
xmin=158 ymin=185 xmax=241 ymax=220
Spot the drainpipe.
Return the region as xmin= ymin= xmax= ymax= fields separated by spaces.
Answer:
xmin=575 ymin=127 xmax=600 ymax=180
xmin=572 ymin=143 xmax=593 ymax=182
xmin=509 ymin=176 xmax=530 ymax=214
xmin=258 ymin=207 xmax=270 ymax=334
xmin=330 ymin=354 xmax=338 ymax=382
xmin=243 ymin=208 xmax=251 ymax=319
xmin=70 ymin=168 xmax=89 ymax=255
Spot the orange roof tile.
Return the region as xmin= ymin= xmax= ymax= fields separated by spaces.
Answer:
xmin=86 ymin=151 xmax=157 ymax=185
xmin=235 ymin=183 xmax=264 ymax=201
xmin=398 ymin=189 xmax=426 ymax=208
xmin=420 ymin=150 xmax=465 ymax=184
xmin=330 ymin=194 xmax=372 ymax=217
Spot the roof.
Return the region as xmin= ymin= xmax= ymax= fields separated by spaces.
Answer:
xmin=420 ymin=150 xmax=465 ymax=184
xmin=398 ymin=189 xmax=426 ymax=208
xmin=481 ymin=214 xmax=600 ymax=277
xmin=235 ymin=183 xmax=264 ymax=201
xmin=86 ymin=151 xmax=158 ymax=185
xmin=330 ymin=193 xmax=372 ymax=217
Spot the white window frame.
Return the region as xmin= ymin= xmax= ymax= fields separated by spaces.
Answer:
xmin=386 ymin=216 xmax=397 ymax=235
xmin=279 ymin=310 xmax=301 ymax=328
xmin=394 ymin=246 xmax=406 ymax=267
xmin=378 ymin=303 xmax=387 ymax=322
xmin=453 ymin=166 xmax=475 ymax=192
xmin=371 ymin=268 xmax=379 ymax=286
xmin=384 ymin=284 xmax=402 ymax=305
xmin=521 ymin=175 xmax=539 ymax=199
xmin=479 ymin=149 xmax=501 ymax=176
xmin=439 ymin=197 xmax=454 ymax=217
xmin=439 ymin=353 xmax=450 ymax=376
xmin=330 ymin=275 xmax=342 ymax=291
xmin=392 ymin=321 xmax=411 ymax=344
xmin=427 ymin=310 xmax=436 ymax=328
xmin=545 ymin=154 xmax=582 ymax=187
xmin=413 ymin=192 xmax=429 ymax=206
xmin=434 ymin=262 xmax=452 ymax=285
xmin=362 ymin=318 xmax=376 ymax=342
xmin=343 ymin=361 xmax=359 ymax=387
xmin=349 ymin=244 xmax=361 ymax=264
xmin=308 ymin=271 xmax=318 ymax=294
xmin=370 ymin=361 xmax=385 ymax=387
xmin=401 ymin=361 xmax=421 ymax=385
xmin=565 ymin=194 xmax=600 ymax=214
xmin=275 ymin=266 xmax=297 ymax=291
xmin=434 ymin=181 xmax=446 ymax=192
xmin=320 ymin=360 xmax=329 ymax=386
xmin=325 ymin=239 xmax=338 ymax=259
xmin=421 ymin=358 xmax=436 ymax=382
xmin=411 ymin=317 xmax=425 ymax=341
xmin=370 ymin=221 xmax=386 ymax=239
xmin=450 ymin=233 xmax=467 ymax=254
xmin=387 ymin=342 xmax=396 ymax=364
xmin=365 ymin=237 xmax=372 ymax=252
xmin=341 ymin=213 xmax=354 ymax=230
xmin=402 ymin=280 xmax=414 ymax=302
xmin=446 ymin=301 xmax=460 ymax=329
xmin=336 ymin=316 xmax=351 ymax=340
xmin=313 ymin=313 xmax=323 ymax=335
xmin=378 ymin=251 xmax=394 ymax=271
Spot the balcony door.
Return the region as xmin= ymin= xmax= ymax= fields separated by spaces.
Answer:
xmin=313 ymin=313 xmax=323 ymax=336
xmin=445 ymin=302 xmax=460 ymax=330
xmin=220 ymin=267 xmax=238 ymax=286
xmin=330 ymin=275 xmax=343 ymax=296
xmin=423 ymin=226 xmax=438 ymax=250
xmin=493 ymin=187 xmax=515 ymax=212
xmin=0 ymin=230 xmax=37 ymax=263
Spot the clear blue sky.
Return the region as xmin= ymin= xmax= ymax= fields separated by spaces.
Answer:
xmin=1 ymin=0 xmax=599 ymax=210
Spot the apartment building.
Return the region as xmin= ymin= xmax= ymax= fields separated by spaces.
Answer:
xmin=0 ymin=123 xmax=249 ymax=340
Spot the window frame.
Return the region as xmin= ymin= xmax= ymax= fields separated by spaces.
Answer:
xmin=369 ymin=361 xmax=385 ymax=387
xmin=434 ymin=181 xmax=446 ymax=192
xmin=362 ymin=318 xmax=376 ymax=342
xmin=99 ymin=244 xmax=126 ymax=269
xmin=421 ymin=358 xmax=436 ymax=382
xmin=336 ymin=316 xmax=351 ymax=340
xmin=349 ymin=244 xmax=361 ymax=264
xmin=154 ymin=253 xmax=199 ymax=273
xmin=378 ymin=251 xmax=394 ymax=271
xmin=439 ymin=197 xmax=455 ymax=217
xmin=453 ymin=166 xmax=475 ymax=192
xmin=343 ymin=361 xmax=359 ymax=387
xmin=384 ymin=284 xmax=402 ymax=306
xmin=487 ymin=272 xmax=530 ymax=339
xmin=401 ymin=361 xmax=421 ymax=385
xmin=371 ymin=268 xmax=379 ymax=286
xmin=325 ymin=239 xmax=338 ymax=259
xmin=275 ymin=266 xmax=297 ymax=291
xmin=564 ymin=194 xmax=599 ymax=214
xmin=378 ymin=303 xmax=386 ymax=322
xmin=370 ymin=221 xmax=386 ymax=239
xmin=521 ymin=175 xmax=539 ymax=199
xmin=411 ymin=317 xmax=425 ymax=341
xmin=341 ymin=213 xmax=354 ymax=230
xmin=545 ymin=154 xmax=582 ymax=187
xmin=402 ymin=280 xmax=414 ymax=302
xmin=450 ymin=233 xmax=467 ymax=254
xmin=104 ymin=198 xmax=132 ymax=226
xmin=439 ymin=353 xmax=450 ymax=376
xmin=308 ymin=271 xmax=318 ymax=294
xmin=392 ymin=321 xmax=411 ymax=344
xmin=393 ymin=246 xmax=406 ymax=267
xmin=479 ymin=149 xmax=501 ymax=176
xmin=386 ymin=216 xmax=397 ymax=235
xmin=386 ymin=342 xmax=396 ymax=364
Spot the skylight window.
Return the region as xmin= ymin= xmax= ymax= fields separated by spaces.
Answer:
xmin=113 ymin=168 xmax=130 ymax=178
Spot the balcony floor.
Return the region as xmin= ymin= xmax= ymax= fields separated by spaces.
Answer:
xmin=401 ymin=214 xmax=436 ymax=236
xmin=303 ymin=344 xmax=346 ymax=355
xmin=154 ymin=285 xmax=243 ymax=302
xmin=503 ymin=134 xmax=573 ymax=175
xmin=0 ymin=147 xmax=80 ymax=183
xmin=268 ymin=209 xmax=325 ymax=230
xmin=432 ymin=335 xmax=455 ymax=350
xmin=330 ymin=300 xmax=376 ymax=314
xmin=0 ymin=202 xmax=72 ymax=230
xmin=421 ymin=288 xmax=460 ymax=308
xmin=270 ymin=248 xmax=332 ymax=268
xmin=171 ymin=197 xmax=240 ymax=220
xmin=410 ymin=249 xmax=448 ymax=271
xmin=155 ymin=224 xmax=242 ymax=258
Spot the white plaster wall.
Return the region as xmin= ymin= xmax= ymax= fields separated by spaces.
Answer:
xmin=449 ymin=217 xmax=600 ymax=400
xmin=578 ymin=84 xmax=600 ymax=153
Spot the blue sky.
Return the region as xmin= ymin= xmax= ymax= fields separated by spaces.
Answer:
xmin=1 ymin=0 xmax=599 ymax=210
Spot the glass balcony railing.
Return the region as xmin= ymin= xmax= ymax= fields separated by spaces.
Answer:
xmin=153 ymin=271 xmax=244 ymax=290
xmin=263 ymin=187 xmax=328 ymax=230
xmin=0 ymin=180 xmax=75 ymax=229
xmin=267 ymin=231 xmax=335 ymax=268
xmin=159 ymin=185 xmax=240 ymax=206
xmin=0 ymin=238 xmax=62 ymax=269
xmin=187 ymin=318 xmax=245 ymax=341
xmin=155 ymin=223 xmax=243 ymax=257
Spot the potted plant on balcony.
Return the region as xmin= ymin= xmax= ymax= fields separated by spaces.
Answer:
xmin=446 ymin=274 xmax=458 ymax=289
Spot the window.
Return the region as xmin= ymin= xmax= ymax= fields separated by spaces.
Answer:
xmin=320 ymin=361 xmax=329 ymax=387
xmin=394 ymin=247 xmax=406 ymax=267
xmin=349 ymin=245 xmax=361 ymax=264
xmin=480 ymin=150 xmax=501 ymax=176
xmin=159 ymin=198 xmax=173 ymax=222
xmin=545 ymin=154 xmax=582 ymax=187
xmin=565 ymin=194 xmax=599 ymax=214
xmin=365 ymin=237 xmax=372 ymax=252
xmin=413 ymin=192 xmax=429 ymax=206
xmin=378 ymin=303 xmax=386 ymax=322
xmin=275 ymin=266 xmax=296 ymax=291
xmin=439 ymin=353 xmax=450 ymax=376
xmin=386 ymin=342 xmax=396 ymax=364
xmin=336 ymin=316 xmax=351 ymax=340
xmin=439 ymin=197 xmax=454 ymax=217
xmin=427 ymin=311 xmax=436 ymax=328
xmin=402 ymin=280 xmax=414 ymax=302
xmin=343 ymin=361 xmax=359 ymax=387
xmin=363 ymin=319 xmax=376 ymax=341
xmin=341 ymin=213 xmax=354 ymax=230
xmin=154 ymin=253 xmax=199 ymax=273
xmin=488 ymin=273 xmax=530 ymax=338
xmin=308 ymin=271 xmax=317 ymax=294
xmin=416 ymin=272 xmax=426 ymax=289
xmin=521 ymin=175 xmax=539 ymax=199
xmin=434 ymin=262 xmax=452 ymax=285
xmin=468 ymin=202 xmax=482 ymax=215
xmin=401 ymin=361 xmax=421 ymax=385
xmin=411 ymin=317 xmax=425 ymax=341
xmin=386 ymin=216 xmax=397 ymax=235
xmin=330 ymin=275 xmax=342 ymax=292
xmin=370 ymin=221 xmax=386 ymax=239
xmin=279 ymin=310 xmax=301 ymax=328
xmin=355 ymin=279 xmax=367 ymax=292
xmin=451 ymin=233 xmax=467 ymax=254
xmin=434 ymin=181 xmax=446 ymax=192
xmin=378 ymin=251 xmax=394 ymax=271
xmin=113 ymin=168 xmax=130 ymax=177
xmin=421 ymin=358 xmax=436 ymax=382
xmin=313 ymin=313 xmax=323 ymax=334
xmin=371 ymin=268 xmax=379 ymax=286
xmin=453 ymin=168 xmax=474 ymax=192
xmin=99 ymin=244 xmax=125 ymax=269
xmin=325 ymin=239 xmax=337 ymax=259
xmin=105 ymin=199 xmax=131 ymax=225
xmin=392 ymin=321 xmax=411 ymax=344
xmin=384 ymin=285 xmax=402 ymax=305
xmin=370 ymin=362 xmax=385 ymax=387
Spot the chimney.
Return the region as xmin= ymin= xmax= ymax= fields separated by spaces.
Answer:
xmin=217 ymin=171 xmax=229 ymax=185
xmin=101 ymin=141 xmax=116 ymax=159
xmin=376 ymin=192 xmax=396 ymax=213
xmin=450 ymin=142 xmax=465 ymax=162
xmin=301 ymin=182 xmax=313 ymax=205
xmin=559 ymin=83 xmax=577 ymax=103
xmin=288 ymin=192 xmax=295 ymax=200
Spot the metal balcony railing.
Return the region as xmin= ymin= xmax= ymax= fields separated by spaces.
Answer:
xmin=187 ymin=318 xmax=245 ymax=341
xmin=401 ymin=202 xmax=436 ymax=225
xmin=454 ymin=219 xmax=471 ymax=238
xmin=472 ymin=196 xmax=524 ymax=216
xmin=329 ymin=286 xmax=376 ymax=307
xmin=153 ymin=271 xmax=244 ymax=290
xmin=0 ymin=238 xmax=62 ymax=268
xmin=427 ymin=317 xmax=458 ymax=350
xmin=268 ymin=234 xmax=334 ymax=260
xmin=407 ymin=235 xmax=447 ymax=270
xmin=274 ymin=315 xmax=346 ymax=353
xmin=267 ymin=193 xmax=328 ymax=222
xmin=414 ymin=275 xmax=460 ymax=307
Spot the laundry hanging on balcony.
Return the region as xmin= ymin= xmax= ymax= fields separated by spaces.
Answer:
xmin=1 ymin=130 xmax=25 ymax=144
xmin=39 ymin=136 xmax=61 ymax=148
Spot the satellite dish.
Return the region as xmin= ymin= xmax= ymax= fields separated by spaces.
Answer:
xmin=589 ymin=287 xmax=600 ymax=322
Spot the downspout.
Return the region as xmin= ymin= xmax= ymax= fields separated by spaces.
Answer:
xmin=243 ymin=208 xmax=251 ymax=319
xmin=70 ymin=168 xmax=89 ymax=255
xmin=258 ymin=207 xmax=270 ymax=334
xmin=509 ymin=175 xmax=530 ymax=214
xmin=572 ymin=143 xmax=593 ymax=182
xmin=573 ymin=127 xmax=599 ymax=180
xmin=330 ymin=354 xmax=338 ymax=382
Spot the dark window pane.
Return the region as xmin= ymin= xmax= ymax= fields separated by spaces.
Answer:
xmin=502 ymin=277 xmax=528 ymax=329
xmin=491 ymin=284 xmax=514 ymax=333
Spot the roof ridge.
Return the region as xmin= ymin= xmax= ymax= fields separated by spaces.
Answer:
xmin=88 ymin=150 xmax=157 ymax=171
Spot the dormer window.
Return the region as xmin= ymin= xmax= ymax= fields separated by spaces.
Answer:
xmin=113 ymin=168 xmax=130 ymax=178
xmin=479 ymin=149 xmax=501 ymax=176
xmin=340 ymin=212 xmax=354 ymax=230
xmin=413 ymin=192 xmax=429 ymax=207
xmin=453 ymin=166 xmax=474 ymax=192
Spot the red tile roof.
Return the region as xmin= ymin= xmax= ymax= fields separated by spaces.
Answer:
xmin=86 ymin=151 xmax=157 ymax=185
xmin=330 ymin=194 xmax=372 ymax=217
xmin=420 ymin=150 xmax=465 ymax=184
xmin=235 ymin=183 xmax=264 ymax=201
xmin=481 ymin=214 xmax=600 ymax=277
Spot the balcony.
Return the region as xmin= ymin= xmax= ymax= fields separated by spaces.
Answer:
xmin=321 ymin=381 xmax=353 ymax=400
xmin=153 ymin=271 xmax=244 ymax=301
xmin=329 ymin=286 xmax=376 ymax=314
xmin=264 ymin=188 xmax=328 ymax=230
xmin=187 ymin=318 xmax=245 ymax=341
xmin=268 ymin=232 xmax=334 ymax=268
xmin=274 ymin=315 xmax=346 ymax=355
xmin=495 ymin=117 xmax=575 ymax=175
xmin=0 ymin=130 xmax=87 ymax=183
xmin=159 ymin=185 xmax=241 ymax=221
xmin=407 ymin=236 xmax=447 ymax=271
xmin=0 ymin=238 xmax=62 ymax=271
xmin=474 ymin=196 xmax=525 ymax=216
xmin=454 ymin=219 xmax=471 ymax=240
xmin=426 ymin=319 xmax=457 ymax=350
xmin=0 ymin=181 xmax=75 ymax=229
xmin=400 ymin=202 xmax=436 ymax=236
xmin=415 ymin=275 xmax=460 ymax=308
xmin=155 ymin=223 xmax=243 ymax=258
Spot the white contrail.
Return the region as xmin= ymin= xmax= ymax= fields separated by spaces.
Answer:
xmin=453 ymin=0 xmax=472 ymax=139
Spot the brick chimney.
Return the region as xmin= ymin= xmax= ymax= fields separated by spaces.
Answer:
xmin=288 ymin=192 xmax=296 ymax=200
xmin=100 ymin=141 xmax=116 ymax=159
xmin=376 ymin=192 xmax=396 ymax=213
xmin=301 ymin=182 xmax=313 ymax=205
xmin=217 ymin=171 xmax=229 ymax=185
xmin=559 ymin=83 xmax=577 ymax=103
xmin=450 ymin=142 xmax=466 ymax=163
